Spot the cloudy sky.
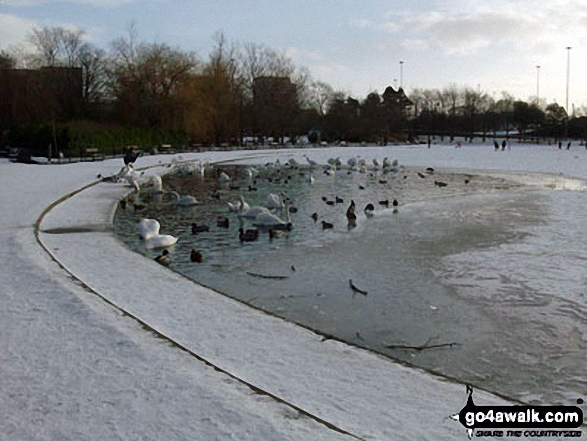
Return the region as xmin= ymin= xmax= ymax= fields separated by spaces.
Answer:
xmin=1 ymin=0 xmax=586 ymax=108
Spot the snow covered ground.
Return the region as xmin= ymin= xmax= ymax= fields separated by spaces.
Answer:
xmin=1 ymin=142 xmax=585 ymax=440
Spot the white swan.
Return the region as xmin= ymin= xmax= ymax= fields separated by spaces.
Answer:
xmin=219 ymin=171 xmax=231 ymax=183
xmin=147 ymin=175 xmax=163 ymax=194
xmin=168 ymin=191 xmax=198 ymax=207
xmin=266 ymin=193 xmax=284 ymax=209
xmin=138 ymin=218 xmax=160 ymax=240
xmin=227 ymin=195 xmax=250 ymax=213
xmin=117 ymin=164 xmax=142 ymax=191
xmin=239 ymin=204 xmax=270 ymax=219
xmin=253 ymin=200 xmax=292 ymax=229
xmin=137 ymin=218 xmax=178 ymax=249
xmin=145 ymin=234 xmax=178 ymax=249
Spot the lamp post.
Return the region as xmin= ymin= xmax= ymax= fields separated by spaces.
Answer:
xmin=536 ymin=65 xmax=540 ymax=105
xmin=565 ymin=47 xmax=571 ymax=115
xmin=399 ymin=60 xmax=404 ymax=88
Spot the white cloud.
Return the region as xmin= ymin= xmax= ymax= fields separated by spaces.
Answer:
xmin=399 ymin=38 xmax=429 ymax=52
xmin=3 ymin=0 xmax=141 ymax=6
xmin=375 ymin=1 xmax=587 ymax=56
xmin=349 ymin=18 xmax=371 ymax=29
xmin=0 ymin=13 xmax=38 ymax=49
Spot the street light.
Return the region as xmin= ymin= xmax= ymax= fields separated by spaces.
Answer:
xmin=565 ymin=47 xmax=571 ymax=115
xmin=399 ymin=60 xmax=404 ymax=88
xmin=536 ymin=65 xmax=540 ymax=105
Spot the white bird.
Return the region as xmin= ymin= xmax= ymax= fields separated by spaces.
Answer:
xmin=168 ymin=190 xmax=199 ymax=207
xmin=382 ymin=157 xmax=391 ymax=168
xmin=219 ymin=171 xmax=231 ymax=183
xmin=117 ymin=164 xmax=142 ymax=191
xmin=227 ymin=195 xmax=250 ymax=213
xmin=253 ymin=200 xmax=292 ymax=229
xmin=392 ymin=159 xmax=399 ymax=167
xmin=347 ymin=157 xmax=357 ymax=168
xmin=145 ymin=234 xmax=178 ymax=249
xmin=138 ymin=218 xmax=178 ymax=249
xmin=308 ymin=173 xmax=315 ymax=185
xmin=246 ymin=167 xmax=258 ymax=180
xmin=266 ymin=193 xmax=284 ymax=209
xmin=147 ymin=175 xmax=163 ymax=194
xmin=305 ymin=156 xmax=317 ymax=167
xmin=138 ymin=218 xmax=160 ymax=240
xmin=240 ymin=206 xmax=270 ymax=219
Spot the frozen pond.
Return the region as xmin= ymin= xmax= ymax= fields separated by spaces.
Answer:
xmin=114 ymin=160 xmax=587 ymax=407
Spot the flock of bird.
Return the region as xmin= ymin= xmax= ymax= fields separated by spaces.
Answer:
xmin=114 ymin=154 xmax=452 ymax=267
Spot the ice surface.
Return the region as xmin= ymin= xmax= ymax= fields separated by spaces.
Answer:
xmin=2 ymin=143 xmax=586 ymax=440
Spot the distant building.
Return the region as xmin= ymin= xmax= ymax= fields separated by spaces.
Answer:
xmin=0 ymin=66 xmax=83 ymax=127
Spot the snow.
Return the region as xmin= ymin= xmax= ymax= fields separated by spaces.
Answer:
xmin=2 ymin=143 xmax=586 ymax=440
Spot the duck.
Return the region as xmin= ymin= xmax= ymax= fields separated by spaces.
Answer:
xmin=434 ymin=181 xmax=448 ymax=188
xmin=239 ymin=227 xmax=260 ymax=242
xmin=379 ymin=200 xmax=390 ymax=207
xmin=191 ymin=223 xmax=210 ymax=234
xmin=346 ymin=200 xmax=357 ymax=222
xmin=311 ymin=212 xmax=319 ymax=222
xmin=335 ymin=196 xmax=344 ymax=204
xmin=364 ymin=203 xmax=375 ymax=216
xmin=321 ymin=220 xmax=334 ymax=230
xmin=269 ymin=229 xmax=287 ymax=239
xmin=216 ymin=216 xmax=230 ymax=228
xmin=154 ymin=250 xmax=170 ymax=266
xmin=190 ymin=249 xmax=203 ymax=263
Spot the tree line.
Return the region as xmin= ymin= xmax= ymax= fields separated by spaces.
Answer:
xmin=1 ymin=25 xmax=586 ymax=156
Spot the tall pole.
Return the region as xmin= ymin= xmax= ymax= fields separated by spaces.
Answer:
xmin=399 ymin=60 xmax=404 ymax=89
xmin=536 ymin=65 xmax=540 ymax=105
xmin=565 ymin=47 xmax=571 ymax=115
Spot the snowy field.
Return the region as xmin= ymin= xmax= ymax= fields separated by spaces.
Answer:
xmin=1 ymin=141 xmax=586 ymax=440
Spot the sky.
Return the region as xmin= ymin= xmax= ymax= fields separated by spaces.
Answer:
xmin=1 ymin=0 xmax=587 ymax=109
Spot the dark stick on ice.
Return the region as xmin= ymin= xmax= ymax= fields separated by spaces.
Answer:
xmin=349 ymin=279 xmax=368 ymax=295
xmin=385 ymin=341 xmax=460 ymax=351
xmin=246 ymin=271 xmax=289 ymax=280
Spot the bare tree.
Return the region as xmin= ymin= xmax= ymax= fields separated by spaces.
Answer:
xmin=27 ymin=26 xmax=61 ymax=66
xmin=109 ymin=26 xmax=197 ymax=127
xmin=307 ymin=81 xmax=334 ymax=116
